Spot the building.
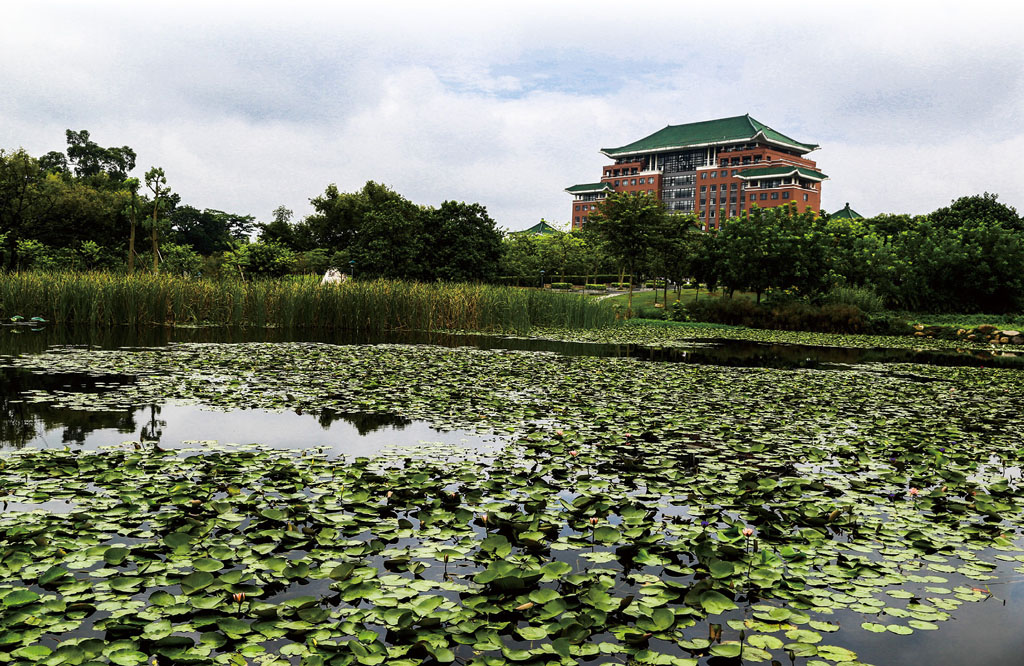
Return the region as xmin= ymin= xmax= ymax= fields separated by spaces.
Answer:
xmin=831 ymin=202 xmax=863 ymax=220
xmin=519 ymin=220 xmax=562 ymax=235
xmin=566 ymin=114 xmax=827 ymax=230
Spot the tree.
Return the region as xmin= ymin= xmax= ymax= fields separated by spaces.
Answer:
xmin=64 ymin=130 xmax=137 ymax=183
xmin=0 ymin=149 xmax=43 ymax=268
xmin=124 ymin=177 xmax=140 ymax=271
xmin=930 ymin=192 xmax=1022 ymax=233
xmin=144 ymin=167 xmax=169 ymax=272
xmin=588 ymin=192 xmax=667 ymax=316
xmin=649 ymin=215 xmax=702 ymax=303
xmin=259 ymin=205 xmax=296 ymax=248
xmin=170 ymin=206 xmax=255 ymax=255
xmin=421 ymin=201 xmax=502 ymax=282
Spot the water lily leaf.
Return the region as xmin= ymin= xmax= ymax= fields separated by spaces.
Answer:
xmin=180 ymin=571 xmax=215 ymax=594
xmin=699 ymin=590 xmax=737 ymax=614
xmin=108 ymin=577 xmax=143 ymax=593
xmin=108 ymin=650 xmax=148 ymax=665
xmin=38 ymin=565 xmax=70 ymax=587
xmin=3 ymin=589 xmax=40 ymax=607
xmin=103 ymin=546 xmax=130 ymax=566
xmin=528 ymin=588 xmax=560 ymax=604
xmin=193 ymin=557 xmax=224 ymax=572
xmin=12 ymin=645 xmax=52 ymax=661
xmin=709 ymin=642 xmax=741 ymax=658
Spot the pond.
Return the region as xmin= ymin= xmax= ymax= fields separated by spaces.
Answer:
xmin=1 ymin=325 xmax=1022 ymax=666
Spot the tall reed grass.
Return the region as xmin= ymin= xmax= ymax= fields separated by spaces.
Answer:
xmin=0 ymin=271 xmax=617 ymax=333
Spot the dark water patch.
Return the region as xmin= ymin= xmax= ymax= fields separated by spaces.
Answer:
xmin=3 ymin=324 xmax=1022 ymax=370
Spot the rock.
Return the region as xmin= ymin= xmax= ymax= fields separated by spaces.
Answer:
xmin=977 ymin=324 xmax=998 ymax=334
xmin=957 ymin=328 xmax=966 ymax=336
xmin=913 ymin=331 xmax=924 ymax=337
xmin=1013 ymin=335 xmax=1024 ymax=344
xmin=1002 ymin=330 xmax=1020 ymax=337
xmin=999 ymin=337 xmax=1010 ymax=344
xmin=967 ymin=334 xmax=976 ymax=340
xmin=913 ymin=324 xmax=925 ymax=331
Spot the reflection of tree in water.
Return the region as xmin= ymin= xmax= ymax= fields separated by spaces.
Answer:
xmin=317 ymin=409 xmax=411 ymax=436
xmin=139 ymin=405 xmax=166 ymax=443
xmin=0 ymin=367 xmax=138 ymax=448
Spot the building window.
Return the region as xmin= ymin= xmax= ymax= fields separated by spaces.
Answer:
xmin=760 ymin=193 xmax=768 ymax=200
xmin=574 ymin=216 xmax=580 ymax=224
xmin=631 ymin=179 xmax=637 ymax=186
xmin=782 ymin=192 xmax=790 ymax=200
xmin=614 ymin=180 xmax=620 ymax=187
xmin=720 ymin=197 xmax=726 ymax=204
xmin=710 ymin=171 xmax=716 ymax=178
xmin=804 ymin=194 xmax=809 ymax=201
xmin=770 ymin=192 xmax=779 ymax=200
xmin=710 ymin=184 xmax=717 ymax=191
xmin=749 ymin=195 xmax=756 ymax=201
xmin=720 ymin=170 xmax=727 ymax=177
xmin=710 ymin=209 xmax=716 ymax=218
xmin=582 ymin=216 xmax=588 ymax=223
xmin=648 ymin=189 xmax=654 ymax=195
xmin=742 ymin=156 xmax=750 ymax=165
xmin=700 ymin=186 xmax=707 ymax=192
xmin=731 ymin=170 xmax=738 ymax=176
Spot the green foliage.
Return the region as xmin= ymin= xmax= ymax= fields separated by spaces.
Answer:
xmin=169 ymin=206 xmax=254 ymax=255
xmin=159 ymin=243 xmax=203 ymax=276
xmin=674 ymin=296 xmax=880 ymax=334
xmin=549 ymin=282 xmax=573 ymax=290
xmin=820 ymin=285 xmax=885 ymax=315
xmin=224 ymin=241 xmax=296 ymax=278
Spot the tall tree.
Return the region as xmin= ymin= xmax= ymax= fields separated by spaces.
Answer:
xmin=124 ymin=177 xmax=140 ymax=271
xmin=144 ymin=167 xmax=169 ymax=272
xmin=588 ymin=192 xmax=666 ymax=316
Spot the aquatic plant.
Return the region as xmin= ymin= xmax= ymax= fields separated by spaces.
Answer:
xmin=0 ymin=271 xmax=616 ymax=333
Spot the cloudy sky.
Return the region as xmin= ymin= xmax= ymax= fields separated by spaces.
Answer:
xmin=3 ymin=1 xmax=1023 ymax=230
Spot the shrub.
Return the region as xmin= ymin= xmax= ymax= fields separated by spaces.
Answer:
xmin=585 ymin=284 xmax=606 ymax=291
xmin=160 ymin=243 xmax=203 ymax=276
xmin=820 ymin=285 xmax=886 ymax=315
xmin=550 ymin=282 xmax=573 ymax=290
xmin=610 ymin=282 xmax=630 ymax=289
xmin=673 ymin=296 xmax=877 ymax=334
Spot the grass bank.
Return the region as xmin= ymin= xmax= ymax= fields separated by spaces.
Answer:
xmin=0 ymin=271 xmax=617 ymax=333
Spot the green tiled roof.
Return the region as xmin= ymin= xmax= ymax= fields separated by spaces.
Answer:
xmin=601 ymin=115 xmax=818 ymax=157
xmin=565 ymin=182 xmax=613 ymax=193
xmin=520 ymin=220 xmax=561 ymax=234
xmin=831 ymin=203 xmax=863 ymax=220
xmin=735 ymin=166 xmax=828 ymax=181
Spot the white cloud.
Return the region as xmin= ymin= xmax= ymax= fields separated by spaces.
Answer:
xmin=2 ymin=1 xmax=1023 ymax=229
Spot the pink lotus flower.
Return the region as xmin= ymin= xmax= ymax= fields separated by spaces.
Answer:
xmin=569 ymin=450 xmax=578 ymax=457
xmin=742 ymin=528 xmax=754 ymax=537
xmin=909 ymin=487 xmax=919 ymax=496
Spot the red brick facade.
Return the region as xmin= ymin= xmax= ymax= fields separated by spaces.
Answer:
xmin=567 ymin=116 xmax=825 ymax=231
